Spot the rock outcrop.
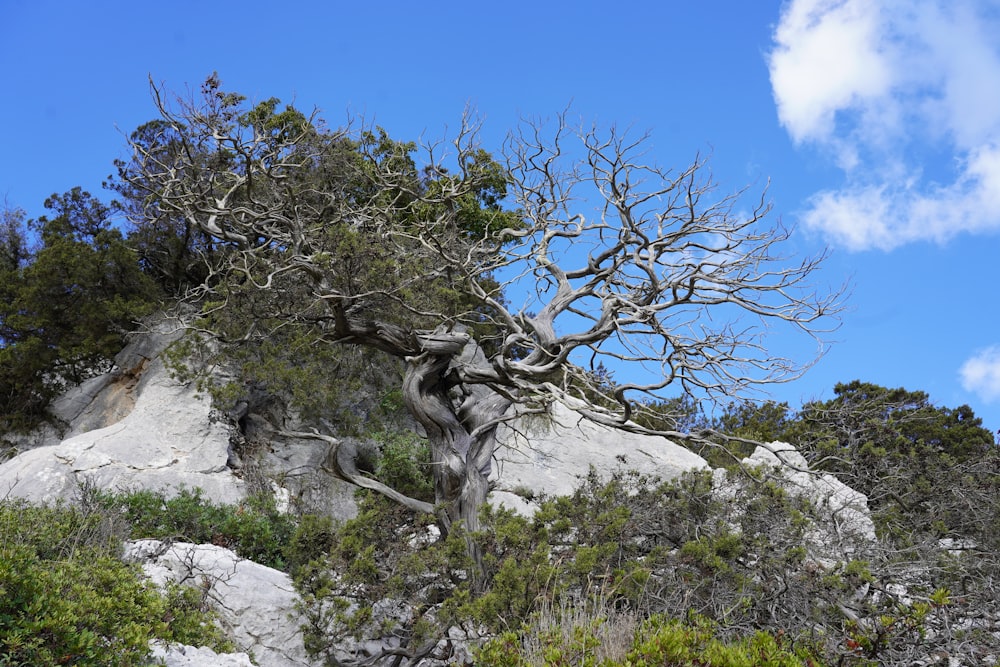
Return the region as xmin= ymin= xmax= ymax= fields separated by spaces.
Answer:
xmin=148 ymin=642 xmax=255 ymax=667
xmin=743 ymin=441 xmax=876 ymax=544
xmin=490 ymin=401 xmax=709 ymax=514
xmin=0 ymin=325 xmax=712 ymax=518
xmin=125 ymin=540 xmax=318 ymax=667
xmin=0 ymin=319 xmax=245 ymax=504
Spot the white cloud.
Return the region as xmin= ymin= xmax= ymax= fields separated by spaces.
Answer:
xmin=769 ymin=0 xmax=892 ymax=145
xmin=916 ymin=4 xmax=1000 ymax=148
xmin=769 ymin=0 xmax=1000 ymax=250
xmin=960 ymin=347 xmax=1000 ymax=403
xmin=805 ymin=142 xmax=1000 ymax=250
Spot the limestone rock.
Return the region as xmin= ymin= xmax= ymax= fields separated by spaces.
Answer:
xmin=0 ymin=316 xmax=247 ymax=503
xmin=0 ymin=354 xmax=244 ymax=504
xmin=0 ymin=315 xmax=360 ymax=518
xmin=54 ymin=315 xmax=188 ymax=438
xmin=258 ymin=434 xmax=359 ymax=522
xmin=125 ymin=540 xmax=319 ymax=667
xmin=148 ymin=641 xmax=255 ymax=667
xmin=491 ymin=401 xmax=708 ymax=512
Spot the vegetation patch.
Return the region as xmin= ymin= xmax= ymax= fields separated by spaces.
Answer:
xmin=0 ymin=499 xmax=230 ymax=666
xmin=89 ymin=486 xmax=297 ymax=570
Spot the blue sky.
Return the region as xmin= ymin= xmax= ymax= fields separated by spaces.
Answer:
xmin=2 ymin=0 xmax=999 ymax=433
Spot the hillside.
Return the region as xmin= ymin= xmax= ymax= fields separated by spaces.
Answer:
xmin=1 ymin=321 xmax=997 ymax=665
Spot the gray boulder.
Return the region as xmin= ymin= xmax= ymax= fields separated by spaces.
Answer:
xmin=148 ymin=642 xmax=255 ymax=667
xmin=490 ymin=400 xmax=709 ymax=514
xmin=709 ymin=440 xmax=877 ymax=564
xmin=0 ymin=351 xmax=244 ymax=504
xmin=125 ymin=540 xmax=319 ymax=667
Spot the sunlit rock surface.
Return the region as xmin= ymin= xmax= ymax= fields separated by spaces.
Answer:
xmin=490 ymin=401 xmax=709 ymax=513
xmin=126 ymin=540 xmax=318 ymax=667
xmin=0 ymin=319 xmax=245 ymax=504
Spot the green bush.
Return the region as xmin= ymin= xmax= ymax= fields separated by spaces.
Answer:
xmin=293 ymin=491 xmax=471 ymax=661
xmin=476 ymin=613 xmax=822 ymax=667
xmin=0 ymin=498 xmax=126 ymax=561
xmin=372 ymin=430 xmax=434 ymax=503
xmin=293 ymin=464 xmax=959 ymax=665
xmin=0 ymin=190 xmax=160 ymax=433
xmin=284 ymin=513 xmax=338 ymax=575
xmin=0 ymin=500 xmax=229 ymax=666
xmin=95 ymin=487 xmax=298 ymax=570
xmin=624 ymin=614 xmax=819 ymax=667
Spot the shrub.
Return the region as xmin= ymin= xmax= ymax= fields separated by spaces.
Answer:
xmin=293 ymin=464 xmax=964 ymax=666
xmin=371 ymin=429 xmax=434 ymax=503
xmin=476 ymin=612 xmax=822 ymax=667
xmin=94 ymin=487 xmax=298 ymax=570
xmin=0 ymin=499 xmax=229 ymax=666
xmin=624 ymin=614 xmax=820 ymax=667
xmin=284 ymin=513 xmax=338 ymax=575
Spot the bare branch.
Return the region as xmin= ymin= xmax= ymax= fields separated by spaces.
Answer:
xmin=279 ymin=429 xmax=434 ymax=514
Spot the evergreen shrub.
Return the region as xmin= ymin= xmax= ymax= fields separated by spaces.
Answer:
xmin=0 ymin=499 xmax=229 ymax=666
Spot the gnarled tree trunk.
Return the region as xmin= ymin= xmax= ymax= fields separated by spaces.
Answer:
xmin=401 ymin=328 xmax=511 ymax=584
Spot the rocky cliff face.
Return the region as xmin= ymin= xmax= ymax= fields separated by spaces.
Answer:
xmin=0 ymin=318 xmax=245 ymax=505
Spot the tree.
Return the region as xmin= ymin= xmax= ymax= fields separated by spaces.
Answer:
xmin=106 ymin=119 xmax=218 ymax=295
xmin=122 ymin=76 xmax=841 ymax=574
xmin=0 ymin=189 xmax=159 ymax=431
xmin=775 ymin=381 xmax=1000 ymax=661
xmin=787 ymin=380 xmax=997 ymax=539
xmin=0 ymin=205 xmax=29 ymax=278
xmin=682 ymin=399 xmax=795 ymax=467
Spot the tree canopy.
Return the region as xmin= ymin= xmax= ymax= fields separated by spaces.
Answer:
xmin=788 ymin=380 xmax=997 ymax=541
xmin=0 ymin=189 xmax=158 ymax=432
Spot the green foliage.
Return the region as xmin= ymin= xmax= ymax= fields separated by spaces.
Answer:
xmin=838 ymin=592 xmax=951 ymax=665
xmin=284 ymin=513 xmax=338 ymax=575
xmin=293 ymin=491 xmax=468 ymax=661
xmin=0 ymin=498 xmax=125 ymax=560
xmin=786 ymin=380 xmax=998 ymax=541
xmin=0 ymin=499 xmax=229 ymax=666
xmin=94 ymin=487 xmax=297 ymax=570
xmin=622 ymin=614 xmax=819 ymax=667
xmin=447 ymin=506 xmax=558 ymax=629
xmin=476 ymin=614 xmax=821 ymax=667
xmin=294 ymin=466 xmax=917 ymax=664
xmin=0 ymin=189 xmax=159 ymax=432
xmin=371 ymin=430 xmax=435 ymax=503
xmin=704 ymin=400 xmax=795 ymax=467
xmin=631 ymin=397 xmax=795 ymax=469
xmin=0 ymin=207 xmax=28 ymax=277
xmin=793 ymin=381 xmax=994 ymax=467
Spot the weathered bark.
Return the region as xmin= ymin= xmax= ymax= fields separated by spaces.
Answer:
xmin=401 ymin=328 xmax=511 ymax=583
xmin=278 ymin=429 xmax=435 ymax=514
